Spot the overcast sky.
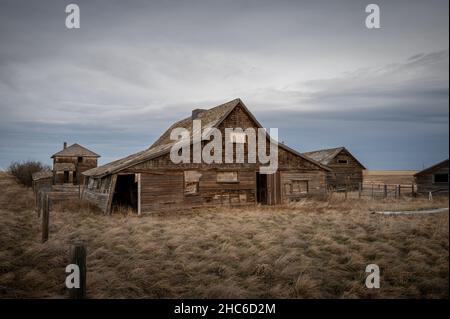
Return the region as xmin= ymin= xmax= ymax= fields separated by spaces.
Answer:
xmin=0 ymin=0 xmax=448 ymax=170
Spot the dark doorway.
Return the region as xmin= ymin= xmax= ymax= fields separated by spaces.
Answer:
xmin=256 ymin=172 xmax=267 ymax=204
xmin=63 ymin=171 xmax=69 ymax=183
xmin=112 ymin=174 xmax=138 ymax=212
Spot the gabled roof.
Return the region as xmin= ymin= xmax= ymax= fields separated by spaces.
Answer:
xmin=302 ymin=147 xmax=366 ymax=169
xmin=83 ymin=98 xmax=330 ymax=178
xmin=51 ymin=143 xmax=100 ymax=158
xmin=414 ymin=159 xmax=449 ymax=177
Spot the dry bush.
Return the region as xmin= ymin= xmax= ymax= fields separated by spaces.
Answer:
xmin=0 ymin=171 xmax=448 ymax=299
xmin=7 ymin=160 xmax=50 ymax=187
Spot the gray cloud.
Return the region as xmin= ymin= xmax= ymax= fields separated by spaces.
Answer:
xmin=0 ymin=0 xmax=448 ymax=170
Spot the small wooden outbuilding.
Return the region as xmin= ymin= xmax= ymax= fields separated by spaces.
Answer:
xmin=414 ymin=159 xmax=449 ymax=195
xmin=82 ymin=99 xmax=331 ymax=214
xmin=302 ymin=147 xmax=365 ymax=190
xmin=51 ymin=143 xmax=100 ymax=185
xmin=31 ymin=171 xmax=53 ymax=193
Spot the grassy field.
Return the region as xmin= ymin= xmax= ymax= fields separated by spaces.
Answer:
xmin=363 ymin=170 xmax=417 ymax=185
xmin=0 ymin=172 xmax=448 ymax=298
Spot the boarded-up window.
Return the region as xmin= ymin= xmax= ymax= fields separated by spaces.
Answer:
xmin=337 ymin=159 xmax=348 ymax=164
xmin=217 ymin=171 xmax=238 ymax=183
xmin=285 ymin=180 xmax=308 ymax=195
xmin=292 ymin=180 xmax=308 ymax=194
xmin=229 ymin=132 xmax=246 ymax=143
xmin=184 ymin=171 xmax=201 ymax=195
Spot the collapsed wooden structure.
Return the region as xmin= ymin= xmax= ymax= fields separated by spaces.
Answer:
xmin=82 ymin=99 xmax=331 ymax=214
xmin=302 ymin=147 xmax=365 ymax=190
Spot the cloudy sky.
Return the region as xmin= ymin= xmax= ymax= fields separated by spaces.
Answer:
xmin=0 ymin=0 xmax=448 ymax=170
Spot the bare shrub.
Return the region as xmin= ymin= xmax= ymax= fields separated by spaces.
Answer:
xmin=7 ymin=160 xmax=51 ymax=187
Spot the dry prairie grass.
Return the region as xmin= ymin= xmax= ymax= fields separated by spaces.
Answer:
xmin=0 ymin=172 xmax=448 ymax=299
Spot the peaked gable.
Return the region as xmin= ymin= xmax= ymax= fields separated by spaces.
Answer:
xmin=83 ymin=98 xmax=329 ymax=177
xmin=302 ymin=147 xmax=365 ymax=169
xmin=51 ymin=143 xmax=100 ymax=158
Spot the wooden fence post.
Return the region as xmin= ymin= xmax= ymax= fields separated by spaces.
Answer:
xmin=69 ymin=242 xmax=87 ymax=299
xmin=411 ymin=183 xmax=415 ymax=197
xmin=384 ymin=185 xmax=388 ymax=198
xmin=371 ymin=184 xmax=374 ymax=199
xmin=42 ymin=194 xmax=49 ymax=243
xmin=397 ymin=185 xmax=401 ymax=198
xmin=358 ymin=183 xmax=362 ymax=199
xmin=344 ymin=184 xmax=348 ymax=199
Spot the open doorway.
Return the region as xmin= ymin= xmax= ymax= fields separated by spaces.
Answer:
xmin=256 ymin=172 xmax=267 ymax=204
xmin=112 ymin=174 xmax=138 ymax=212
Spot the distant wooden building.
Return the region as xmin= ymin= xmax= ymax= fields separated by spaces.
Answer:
xmin=414 ymin=159 xmax=449 ymax=195
xmin=82 ymin=99 xmax=330 ymax=214
xmin=51 ymin=143 xmax=100 ymax=185
xmin=302 ymin=147 xmax=365 ymax=189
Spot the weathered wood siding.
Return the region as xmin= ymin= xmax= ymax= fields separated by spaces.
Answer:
xmin=54 ymin=156 xmax=97 ymax=184
xmin=326 ymin=149 xmax=363 ymax=189
xmin=415 ymin=162 xmax=449 ymax=194
xmin=280 ymin=170 xmax=327 ymax=203
xmin=83 ymin=104 xmax=329 ymax=213
xmin=82 ymin=175 xmax=113 ymax=212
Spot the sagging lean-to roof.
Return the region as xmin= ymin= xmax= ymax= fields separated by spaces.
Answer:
xmin=83 ymin=98 xmax=331 ymax=178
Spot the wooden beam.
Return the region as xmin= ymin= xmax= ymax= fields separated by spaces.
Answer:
xmin=42 ymin=194 xmax=49 ymax=243
xmin=137 ymin=173 xmax=141 ymax=216
xmin=69 ymin=242 xmax=87 ymax=299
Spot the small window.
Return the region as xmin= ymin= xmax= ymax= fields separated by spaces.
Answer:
xmin=184 ymin=171 xmax=201 ymax=195
xmin=217 ymin=171 xmax=238 ymax=183
xmin=337 ymin=159 xmax=348 ymax=164
xmin=434 ymin=173 xmax=448 ymax=183
xmin=77 ymin=157 xmax=83 ymax=163
xmin=229 ymin=132 xmax=246 ymax=143
xmin=292 ymin=180 xmax=308 ymax=194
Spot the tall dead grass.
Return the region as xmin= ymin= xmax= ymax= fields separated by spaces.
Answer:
xmin=0 ymin=171 xmax=448 ymax=298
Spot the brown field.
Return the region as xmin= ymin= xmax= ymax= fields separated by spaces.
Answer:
xmin=0 ymin=172 xmax=448 ymax=299
xmin=363 ymin=170 xmax=417 ymax=185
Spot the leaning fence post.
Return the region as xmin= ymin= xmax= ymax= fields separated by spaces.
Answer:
xmin=42 ymin=194 xmax=49 ymax=243
xmin=69 ymin=242 xmax=87 ymax=299
xmin=384 ymin=184 xmax=388 ymax=198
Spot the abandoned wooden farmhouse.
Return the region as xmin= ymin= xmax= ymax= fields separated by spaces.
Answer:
xmin=51 ymin=142 xmax=100 ymax=185
xmin=301 ymin=147 xmax=365 ymax=190
xmin=82 ymin=98 xmax=331 ymax=214
xmin=414 ymin=159 xmax=449 ymax=195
